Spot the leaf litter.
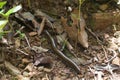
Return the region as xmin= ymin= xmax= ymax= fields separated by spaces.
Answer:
xmin=1 ymin=0 xmax=120 ymax=80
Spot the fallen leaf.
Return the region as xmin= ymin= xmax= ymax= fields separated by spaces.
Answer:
xmin=24 ymin=63 xmax=34 ymax=72
xmin=5 ymin=61 xmax=21 ymax=76
xmin=112 ymin=57 xmax=120 ymax=66
xmin=53 ymin=21 xmax=64 ymax=34
xmin=15 ymin=38 xmax=21 ymax=48
xmin=23 ymin=71 xmax=29 ymax=77
xmin=72 ymin=58 xmax=87 ymax=65
xmin=53 ymin=76 xmax=62 ymax=80
xmin=21 ymin=12 xmax=34 ymax=21
xmin=44 ymin=68 xmax=52 ymax=72
xmin=29 ymin=32 xmax=37 ymax=36
xmin=17 ymin=75 xmax=30 ymax=80
xmin=38 ymin=66 xmax=44 ymax=71
xmin=61 ymin=8 xmax=89 ymax=48
xmin=22 ymin=58 xmax=30 ymax=64
xmin=32 ymin=46 xmax=48 ymax=53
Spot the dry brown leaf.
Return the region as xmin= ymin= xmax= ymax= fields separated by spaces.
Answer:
xmin=29 ymin=32 xmax=37 ymax=36
xmin=17 ymin=75 xmax=30 ymax=80
xmin=53 ymin=76 xmax=61 ymax=80
xmin=32 ymin=46 xmax=48 ymax=53
xmin=53 ymin=21 xmax=64 ymax=34
xmin=5 ymin=61 xmax=21 ymax=76
xmin=112 ymin=57 xmax=120 ymax=66
xmin=22 ymin=58 xmax=30 ymax=64
xmin=24 ymin=63 xmax=34 ymax=72
xmin=15 ymin=38 xmax=21 ymax=48
xmin=61 ymin=13 xmax=88 ymax=48
xmin=44 ymin=68 xmax=52 ymax=72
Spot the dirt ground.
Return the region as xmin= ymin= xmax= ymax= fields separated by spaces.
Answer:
xmin=0 ymin=0 xmax=120 ymax=80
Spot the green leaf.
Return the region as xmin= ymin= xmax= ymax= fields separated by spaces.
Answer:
xmin=0 ymin=10 xmax=5 ymax=17
xmin=0 ymin=20 xmax=8 ymax=32
xmin=0 ymin=32 xmax=4 ymax=39
xmin=0 ymin=9 xmax=4 ymax=13
xmin=20 ymin=33 xmax=25 ymax=39
xmin=0 ymin=1 xmax=7 ymax=9
xmin=5 ymin=5 xmax=22 ymax=18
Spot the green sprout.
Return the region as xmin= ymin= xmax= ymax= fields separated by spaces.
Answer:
xmin=0 ymin=1 xmax=7 ymax=9
xmin=16 ymin=30 xmax=25 ymax=39
xmin=0 ymin=1 xmax=22 ymax=39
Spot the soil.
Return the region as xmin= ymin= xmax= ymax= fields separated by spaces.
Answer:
xmin=0 ymin=0 xmax=120 ymax=80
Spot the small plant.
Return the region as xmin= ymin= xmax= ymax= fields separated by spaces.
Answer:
xmin=0 ymin=1 xmax=22 ymax=39
xmin=16 ymin=30 xmax=25 ymax=39
xmin=27 ymin=0 xmax=31 ymax=9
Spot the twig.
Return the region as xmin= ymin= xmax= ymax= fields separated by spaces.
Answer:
xmin=85 ymin=26 xmax=102 ymax=44
xmin=14 ymin=26 xmax=25 ymax=36
xmin=88 ymin=66 xmax=96 ymax=80
xmin=105 ymin=49 xmax=117 ymax=63
xmin=38 ymin=17 xmax=46 ymax=35
xmin=85 ymin=26 xmax=109 ymax=62
xmin=16 ymin=49 xmax=29 ymax=55
xmin=42 ymin=74 xmax=49 ymax=80
xmin=25 ymin=34 xmax=31 ymax=48
xmin=101 ymin=45 xmax=108 ymax=61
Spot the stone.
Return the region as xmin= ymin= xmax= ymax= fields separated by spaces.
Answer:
xmin=90 ymin=12 xmax=120 ymax=31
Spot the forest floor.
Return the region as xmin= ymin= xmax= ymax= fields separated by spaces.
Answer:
xmin=1 ymin=0 xmax=120 ymax=80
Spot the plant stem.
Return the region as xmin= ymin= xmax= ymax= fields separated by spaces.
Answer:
xmin=27 ymin=0 xmax=31 ymax=9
